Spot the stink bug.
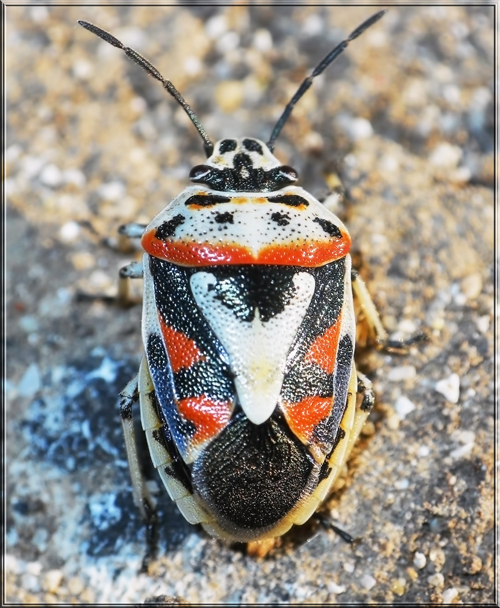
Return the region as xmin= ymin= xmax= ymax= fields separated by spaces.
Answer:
xmin=79 ymin=11 xmax=422 ymax=549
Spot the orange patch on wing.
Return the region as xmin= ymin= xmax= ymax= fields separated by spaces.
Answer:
xmin=281 ymin=396 xmax=333 ymax=445
xmin=159 ymin=317 xmax=204 ymax=373
xmin=304 ymin=314 xmax=343 ymax=374
xmin=177 ymin=396 xmax=232 ymax=444
xmin=142 ymin=230 xmax=351 ymax=267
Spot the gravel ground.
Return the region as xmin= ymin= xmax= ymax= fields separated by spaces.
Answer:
xmin=6 ymin=4 xmax=494 ymax=605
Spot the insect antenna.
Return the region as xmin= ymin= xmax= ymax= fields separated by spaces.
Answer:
xmin=266 ymin=10 xmax=387 ymax=152
xmin=78 ymin=20 xmax=215 ymax=157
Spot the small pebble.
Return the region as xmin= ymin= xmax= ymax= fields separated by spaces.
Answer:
xmin=327 ymin=582 xmax=346 ymax=595
xmin=429 ymin=142 xmax=462 ymax=168
xmin=17 ymin=363 xmax=41 ymax=397
xmin=253 ymin=29 xmax=273 ymax=52
xmin=387 ymin=366 xmax=417 ymax=382
xmin=417 ymin=445 xmax=430 ymax=458
xmin=442 ymin=587 xmax=459 ymax=603
xmin=427 ymin=572 xmax=444 ymax=587
xmin=394 ymin=478 xmax=409 ymax=490
xmin=450 ymin=442 xmax=474 ymax=460
xmin=476 ymin=315 xmax=490 ymax=333
xmin=360 ymin=574 xmax=376 ymax=590
xmin=434 ymin=373 xmax=460 ymax=404
xmin=19 ymin=315 xmax=39 ymax=333
xmin=386 ymin=412 xmax=401 ymax=430
xmin=343 ymin=562 xmax=355 ymax=574
xmin=215 ymin=81 xmax=244 ymax=113
xmin=392 ymin=577 xmax=406 ymax=596
xmin=21 ymin=572 xmax=41 ymax=593
xmin=97 ymin=181 xmax=125 ymax=201
xmin=461 ymin=273 xmax=483 ymax=300
xmin=41 ymin=569 xmax=64 ymax=594
xmin=59 ymin=221 xmax=80 ymax=243
xmin=39 ymin=163 xmax=63 ymax=187
xmin=67 ymin=575 xmax=85 ymax=596
xmin=413 ymin=552 xmax=427 ymax=569
xmin=394 ymin=395 xmax=416 ymax=419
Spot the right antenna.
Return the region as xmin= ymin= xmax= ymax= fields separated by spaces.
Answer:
xmin=266 ymin=10 xmax=387 ymax=152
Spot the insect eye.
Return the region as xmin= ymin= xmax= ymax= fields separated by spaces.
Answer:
xmin=278 ymin=166 xmax=299 ymax=182
xmin=189 ymin=165 xmax=211 ymax=181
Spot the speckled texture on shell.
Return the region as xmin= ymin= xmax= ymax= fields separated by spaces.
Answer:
xmin=6 ymin=5 xmax=493 ymax=604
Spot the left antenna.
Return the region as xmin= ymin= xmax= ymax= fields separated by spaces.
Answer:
xmin=78 ymin=20 xmax=215 ymax=157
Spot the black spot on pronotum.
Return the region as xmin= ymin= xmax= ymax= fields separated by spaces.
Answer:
xmin=215 ymin=211 xmax=234 ymax=224
xmin=267 ymin=194 xmax=309 ymax=207
xmin=185 ymin=194 xmax=232 ymax=207
xmin=313 ymin=217 xmax=342 ymax=238
xmin=242 ymin=138 xmax=263 ymax=154
xmin=218 ymin=139 xmax=237 ymax=153
xmin=155 ymin=214 xmax=185 ymax=240
xmin=271 ymin=211 xmax=290 ymax=226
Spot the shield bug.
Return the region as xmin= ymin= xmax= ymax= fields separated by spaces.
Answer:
xmin=79 ymin=11 xmax=423 ymax=549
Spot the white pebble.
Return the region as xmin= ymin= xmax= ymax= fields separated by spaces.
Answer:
xmin=42 ymin=569 xmax=64 ymax=593
xmin=327 ymin=582 xmax=346 ymax=594
xmin=17 ymin=363 xmax=41 ymax=397
xmin=21 ymin=573 xmax=41 ymax=593
xmin=428 ymin=572 xmax=444 ymax=587
xmin=59 ymin=221 xmax=81 ymax=243
xmin=360 ymin=574 xmax=376 ymax=590
xmin=476 ymin=315 xmax=490 ymax=333
xmin=394 ymin=478 xmax=409 ymax=490
xmin=19 ymin=315 xmax=39 ymax=333
xmin=394 ymin=395 xmax=416 ymax=419
xmin=39 ymin=163 xmax=63 ymax=187
xmin=349 ymin=118 xmax=373 ymax=141
xmin=450 ymin=442 xmax=474 ymax=460
xmin=97 ymin=181 xmax=125 ymax=201
xmin=343 ymin=562 xmax=355 ymax=573
xmin=205 ymin=15 xmax=228 ymax=38
xmin=388 ymin=365 xmax=417 ymax=382
xmin=442 ymin=587 xmax=459 ymax=603
xmin=434 ymin=373 xmax=460 ymax=404
xmin=413 ymin=552 xmax=426 ymax=569
xmin=63 ymin=168 xmax=86 ymax=187
xmin=417 ymin=445 xmax=430 ymax=458
xmin=253 ymin=29 xmax=273 ymax=52
xmin=26 ymin=562 xmax=42 ymax=576
xmin=429 ymin=142 xmax=462 ymax=168
xmin=72 ymin=58 xmax=94 ymax=80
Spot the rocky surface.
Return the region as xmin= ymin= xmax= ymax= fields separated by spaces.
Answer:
xmin=6 ymin=5 xmax=493 ymax=604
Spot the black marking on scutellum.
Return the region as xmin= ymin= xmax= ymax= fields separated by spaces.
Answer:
xmin=201 ymin=265 xmax=300 ymax=323
xmin=271 ymin=211 xmax=291 ymax=226
xmin=313 ymin=217 xmax=342 ymax=238
xmin=155 ymin=214 xmax=185 ymax=240
xmin=214 ymin=211 xmax=234 ymax=224
xmin=267 ymin=194 xmax=309 ymax=207
xmin=193 ymin=410 xmax=315 ymax=530
xmin=185 ymin=194 xmax=231 ymax=207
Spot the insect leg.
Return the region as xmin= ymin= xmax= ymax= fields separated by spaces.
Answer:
xmin=351 ymin=270 xmax=427 ymax=353
xmin=119 ymin=372 xmax=159 ymax=570
xmin=119 ymin=373 xmax=155 ymax=520
xmin=118 ymin=260 xmax=144 ymax=306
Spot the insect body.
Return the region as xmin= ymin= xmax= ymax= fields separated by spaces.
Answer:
xmin=79 ymin=11 xmax=405 ymax=544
